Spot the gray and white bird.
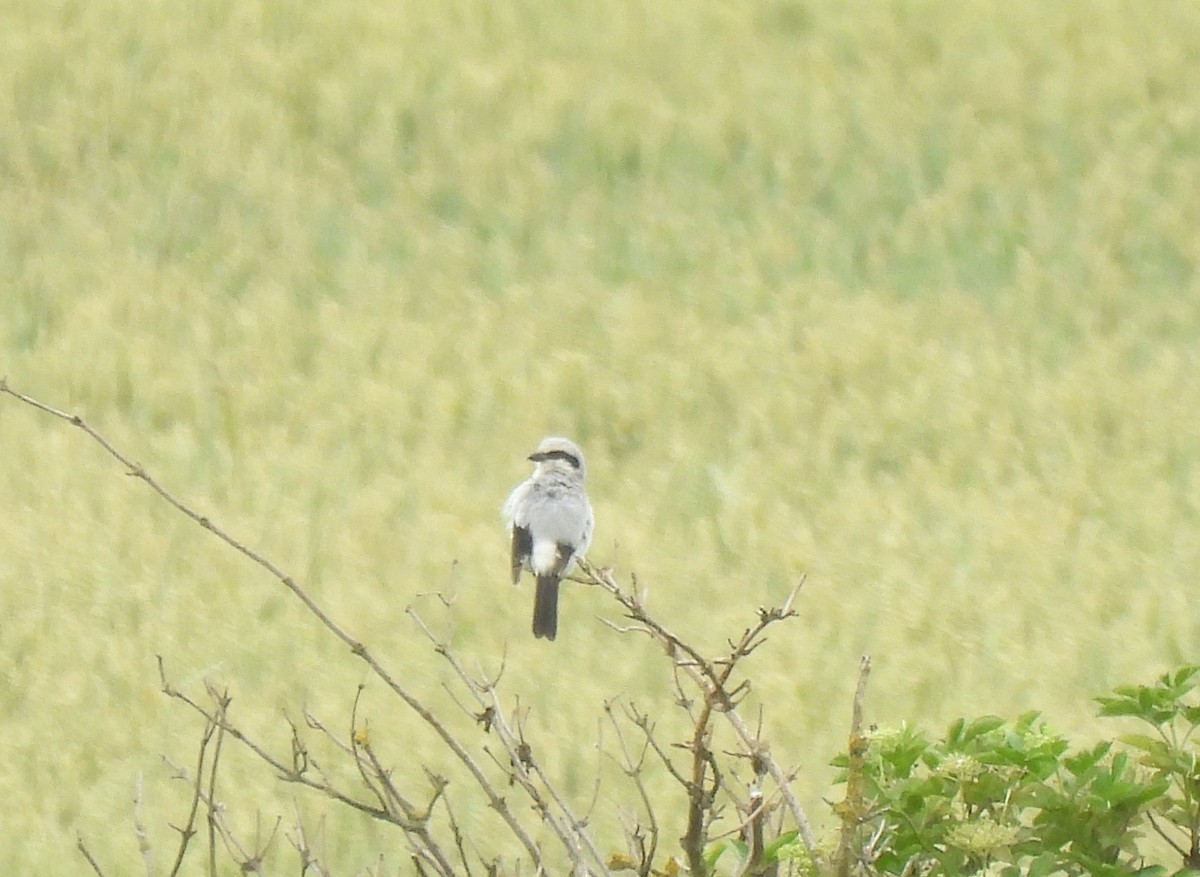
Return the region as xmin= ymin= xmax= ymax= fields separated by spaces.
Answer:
xmin=502 ymin=436 xmax=594 ymax=640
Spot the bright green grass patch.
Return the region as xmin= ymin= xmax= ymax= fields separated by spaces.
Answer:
xmin=2 ymin=0 xmax=1199 ymax=871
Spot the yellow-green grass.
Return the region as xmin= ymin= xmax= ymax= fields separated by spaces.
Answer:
xmin=3 ymin=0 xmax=1200 ymax=870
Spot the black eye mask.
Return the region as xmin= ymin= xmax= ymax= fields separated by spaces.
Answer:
xmin=529 ymin=450 xmax=580 ymax=468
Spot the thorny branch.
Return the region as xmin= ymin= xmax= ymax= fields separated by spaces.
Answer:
xmin=158 ymin=658 xmax=476 ymax=877
xmin=581 ymin=559 xmax=822 ymax=872
xmin=603 ymin=700 xmax=661 ymax=876
xmin=160 ymin=715 xmax=281 ymax=876
xmin=3 ymin=380 xmax=858 ymax=877
xmin=0 ymin=380 xmax=547 ymax=873
xmin=407 ymin=606 xmax=610 ymax=877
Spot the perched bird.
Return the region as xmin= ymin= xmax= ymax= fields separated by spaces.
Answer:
xmin=502 ymin=436 xmax=594 ymax=640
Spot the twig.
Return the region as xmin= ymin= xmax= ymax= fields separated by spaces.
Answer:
xmin=1148 ymin=811 xmax=1189 ymax=861
xmin=603 ymin=700 xmax=660 ymax=876
xmin=76 ymin=836 xmax=110 ymax=877
xmin=348 ymin=689 xmax=394 ymax=817
xmin=438 ymin=786 xmax=475 ymax=877
xmin=159 ymin=658 xmax=393 ymax=822
xmin=133 ymin=772 xmax=154 ymax=877
xmin=165 ymin=711 xmax=217 ymax=877
xmin=622 ymin=702 xmax=690 ymax=791
xmin=163 ymin=717 xmax=279 ymax=875
xmin=206 ymin=693 xmax=227 ymax=877
xmin=288 ymin=805 xmax=332 ymax=877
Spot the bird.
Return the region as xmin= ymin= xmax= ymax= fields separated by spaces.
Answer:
xmin=502 ymin=436 xmax=594 ymax=640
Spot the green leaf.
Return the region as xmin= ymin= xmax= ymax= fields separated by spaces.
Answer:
xmin=961 ymin=715 xmax=1007 ymax=741
xmin=946 ymin=717 xmax=967 ymax=747
xmin=1181 ymin=705 xmax=1200 ymax=726
xmin=1119 ymin=733 xmax=1169 ymax=754
xmin=763 ymin=830 xmax=803 ymax=862
xmin=1064 ymin=741 xmax=1112 ymax=775
xmin=1167 ymin=665 xmax=1200 ymax=690
xmin=1096 ymin=694 xmax=1142 ymax=717
xmin=1025 ymin=851 xmax=1064 ymax=877
xmin=703 ymin=839 xmax=745 ymax=872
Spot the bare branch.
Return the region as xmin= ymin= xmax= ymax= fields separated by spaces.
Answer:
xmin=133 ymin=773 xmax=154 ymax=877
xmin=158 ymin=658 xmax=393 ymax=823
xmin=0 ymin=383 xmax=554 ymax=870
xmin=581 ymin=561 xmax=821 ymax=870
xmin=834 ymin=656 xmax=873 ymax=877
xmin=623 ymin=702 xmax=690 ymax=790
xmin=76 ymin=836 xmax=110 ymax=877
xmin=746 ymin=787 xmax=772 ymax=877
xmin=603 ymin=700 xmax=660 ymax=876
xmin=163 ymin=703 xmax=217 ymax=877
xmin=408 ymin=605 xmax=611 ymax=876
xmin=205 ymin=694 xmax=226 ymax=877
xmin=438 ymin=786 xmax=475 ymax=877
xmin=287 ymin=805 xmax=333 ymax=877
xmin=6 ymin=381 xmax=830 ymax=877
xmin=1148 ymin=811 xmax=1190 ymax=861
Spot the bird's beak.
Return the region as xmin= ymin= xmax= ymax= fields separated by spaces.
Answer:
xmin=528 ymin=452 xmax=548 ymax=462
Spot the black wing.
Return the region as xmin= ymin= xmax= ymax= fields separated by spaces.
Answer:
xmin=510 ymin=524 xmax=532 ymax=584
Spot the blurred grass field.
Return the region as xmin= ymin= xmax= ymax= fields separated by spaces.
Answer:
xmin=2 ymin=0 xmax=1200 ymax=871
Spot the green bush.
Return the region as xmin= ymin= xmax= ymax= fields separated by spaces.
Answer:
xmin=831 ymin=666 xmax=1200 ymax=877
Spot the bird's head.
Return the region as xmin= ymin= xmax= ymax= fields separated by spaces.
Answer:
xmin=528 ymin=436 xmax=586 ymax=480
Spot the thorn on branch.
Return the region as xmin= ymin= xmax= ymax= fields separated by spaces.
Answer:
xmin=515 ymin=741 xmax=534 ymax=773
xmin=476 ymin=706 xmax=495 ymax=733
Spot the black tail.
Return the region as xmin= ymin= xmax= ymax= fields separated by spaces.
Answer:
xmin=532 ymin=575 xmax=559 ymax=640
